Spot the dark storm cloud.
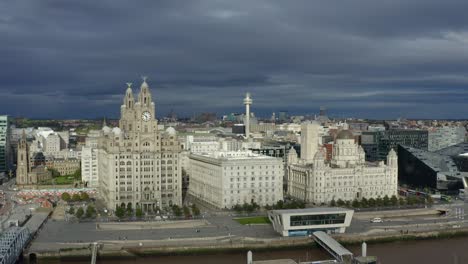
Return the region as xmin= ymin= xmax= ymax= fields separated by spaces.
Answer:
xmin=1 ymin=0 xmax=468 ymax=119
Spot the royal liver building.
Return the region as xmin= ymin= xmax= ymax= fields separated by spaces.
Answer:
xmin=97 ymin=79 xmax=182 ymax=212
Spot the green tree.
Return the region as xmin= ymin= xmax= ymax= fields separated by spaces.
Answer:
xmin=183 ymin=206 xmax=191 ymax=218
xmin=136 ymin=207 xmax=143 ymax=218
xmin=383 ymin=195 xmax=390 ymax=206
xmin=191 ymin=204 xmax=201 ymax=217
xmin=86 ymin=205 xmax=96 ymax=218
xmin=336 ymin=199 xmax=345 ymax=207
xmin=76 ymin=207 xmax=84 ymax=219
xmin=368 ymin=198 xmax=376 ymax=207
xmin=399 ymin=197 xmax=407 ymax=206
xmin=80 ymin=192 xmax=90 ymax=201
xmin=48 ymin=168 xmax=61 ymax=178
xmin=172 ymin=205 xmax=182 ymax=217
xmin=242 ymin=202 xmax=254 ymax=213
xmin=390 ymin=195 xmax=398 ymax=206
xmin=407 ymin=196 xmax=417 ymax=205
xmin=352 ymin=199 xmax=360 ymax=208
xmin=361 ymin=198 xmax=368 ymax=208
xmin=275 ymin=200 xmax=284 ymax=210
xmin=61 ymin=192 xmax=71 ymax=202
xmin=251 ymin=201 xmax=261 ymax=210
xmin=72 ymin=169 xmax=82 ymax=181
xmin=330 ymin=199 xmax=336 ymax=207
xmin=72 ymin=193 xmax=81 ymax=202
xmin=345 ymin=200 xmax=351 ymax=208
xmin=233 ymin=204 xmax=243 ymax=214
xmin=376 ymin=197 xmax=384 ymax=207
xmin=115 ymin=206 xmax=125 ymax=219
xmin=68 ymin=206 xmax=75 ymax=214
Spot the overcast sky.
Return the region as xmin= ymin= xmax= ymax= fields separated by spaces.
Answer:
xmin=2 ymin=0 xmax=468 ymax=119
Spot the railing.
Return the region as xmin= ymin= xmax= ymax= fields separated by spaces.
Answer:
xmin=90 ymin=242 xmax=98 ymax=264
xmin=0 ymin=227 xmax=31 ymax=264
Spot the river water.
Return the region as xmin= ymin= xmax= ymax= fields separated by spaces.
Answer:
xmin=54 ymin=236 xmax=468 ymax=264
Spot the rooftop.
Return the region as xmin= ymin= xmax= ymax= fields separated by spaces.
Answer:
xmin=194 ymin=151 xmax=278 ymax=160
xmin=313 ymin=231 xmax=353 ymax=258
xmin=270 ymin=207 xmax=352 ymax=215
xmin=402 ymin=145 xmax=464 ymax=178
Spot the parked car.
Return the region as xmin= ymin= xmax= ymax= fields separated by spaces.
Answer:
xmin=370 ymin=217 xmax=383 ymax=223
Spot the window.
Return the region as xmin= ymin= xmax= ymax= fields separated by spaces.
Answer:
xmin=290 ymin=214 xmax=346 ymax=226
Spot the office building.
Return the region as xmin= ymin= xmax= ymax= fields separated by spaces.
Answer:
xmin=268 ymin=208 xmax=354 ymax=237
xmin=188 ymin=151 xmax=283 ymax=209
xmin=288 ymin=128 xmax=398 ymax=204
xmin=361 ymin=130 xmax=428 ymax=161
xmin=428 ymin=126 xmax=466 ymax=151
xmin=0 ymin=116 xmax=10 ymax=173
xmin=97 ymin=79 xmax=182 ymax=212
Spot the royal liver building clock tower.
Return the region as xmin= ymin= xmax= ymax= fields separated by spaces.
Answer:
xmin=98 ymin=78 xmax=182 ymax=213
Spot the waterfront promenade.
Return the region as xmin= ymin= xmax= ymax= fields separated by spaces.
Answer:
xmin=27 ymin=200 xmax=468 ymax=258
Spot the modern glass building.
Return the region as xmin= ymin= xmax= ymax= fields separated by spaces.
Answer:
xmin=0 ymin=116 xmax=10 ymax=173
xmin=361 ymin=130 xmax=428 ymax=161
xmin=268 ymin=208 xmax=354 ymax=237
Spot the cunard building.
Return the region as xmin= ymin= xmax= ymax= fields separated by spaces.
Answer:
xmin=97 ymin=79 xmax=182 ymax=212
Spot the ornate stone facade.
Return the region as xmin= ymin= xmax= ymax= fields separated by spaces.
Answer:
xmin=97 ymin=80 xmax=182 ymax=212
xmin=287 ymin=127 xmax=398 ymax=205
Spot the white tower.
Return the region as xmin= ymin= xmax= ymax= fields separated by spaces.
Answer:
xmin=300 ymin=121 xmax=319 ymax=164
xmin=243 ymin=92 xmax=252 ymax=138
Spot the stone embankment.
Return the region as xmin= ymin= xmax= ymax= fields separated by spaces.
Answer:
xmin=27 ymin=226 xmax=468 ymax=262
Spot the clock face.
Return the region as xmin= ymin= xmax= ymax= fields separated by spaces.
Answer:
xmin=142 ymin=111 xmax=151 ymax=122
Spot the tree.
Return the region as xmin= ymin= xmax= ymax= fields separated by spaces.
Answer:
xmin=352 ymin=199 xmax=360 ymax=208
xmin=361 ymin=198 xmax=368 ymax=208
xmin=383 ymin=195 xmax=390 ymax=207
xmin=330 ymin=199 xmax=336 ymax=207
xmin=136 ymin=207 xmax=143 ymax=218
xmin=390 ymin=195 xmax=398 ymax=206
xmin=242 ymin=202 xmax=254 ymax=213
xmin=233 ymin=204 xmax=243 ymax=214
xmin=76 ymin=207 xmax=84 ymax=219
xmin=183 ymin=206 xmax=191 ymax=218
xmin=72 ymin=193 xmax=81 ymax=202
xmin=115 ymin=206 xmax=125 ymax=219
xmin=336 ymin=199 xmax=345 ymax=207
xmin=80 ymin=192 xmax=90 ymax=201
xmin=376 ymin=197 xmax=384 ymax=207
xmin=172 ymin=205 xmax=182 ymax=217
xmin=68 ymin=207 xmax=75 ymax=214
xmin=125 ymin=203 xmax=133 ymax=216
xmin=86 ymin=205 xmax=96 ymax=218
xmin=368 ymin=198 xmax=376 ymax=207
xmin=345 ymin=200 xmax=351 ymax=208
xmin=191 ymin=204 xmax=201 ymax=217
xmin=274 ymin=200 xmax=284 ymax=210
xmin=61 ymin=192 xmax=71 ymax=202
xmin=48 ymin=168 xmax=61 ymax=178
xmin=407 ymin=196 xmax=417 ymax=205
xmin=72 ymin=168 xmax=82 ymax=181
xmin=399 ymin=197 xmax=407 ymax=206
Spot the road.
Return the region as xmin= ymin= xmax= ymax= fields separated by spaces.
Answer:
xmin=27 ymin=198 xmax=468 ymax=254
xmin=0 ymin=178 xmax=41 ymax=231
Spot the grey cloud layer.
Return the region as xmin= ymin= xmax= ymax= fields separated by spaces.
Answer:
xmin=1 ymin=0 xmax=468 ymax=119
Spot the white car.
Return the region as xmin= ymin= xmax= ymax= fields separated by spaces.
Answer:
xmin=370 ymin=217 xmax=383 ymax=223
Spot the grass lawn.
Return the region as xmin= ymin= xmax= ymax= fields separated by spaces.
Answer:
xmin=234 ymin=216 xmax=271 ymax=225
xmin=41 ymin=176 xmax=75 ymax=185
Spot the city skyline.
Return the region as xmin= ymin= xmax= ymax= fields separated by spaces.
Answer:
xmin=2 ymin=1 xmax=468 ymax=119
